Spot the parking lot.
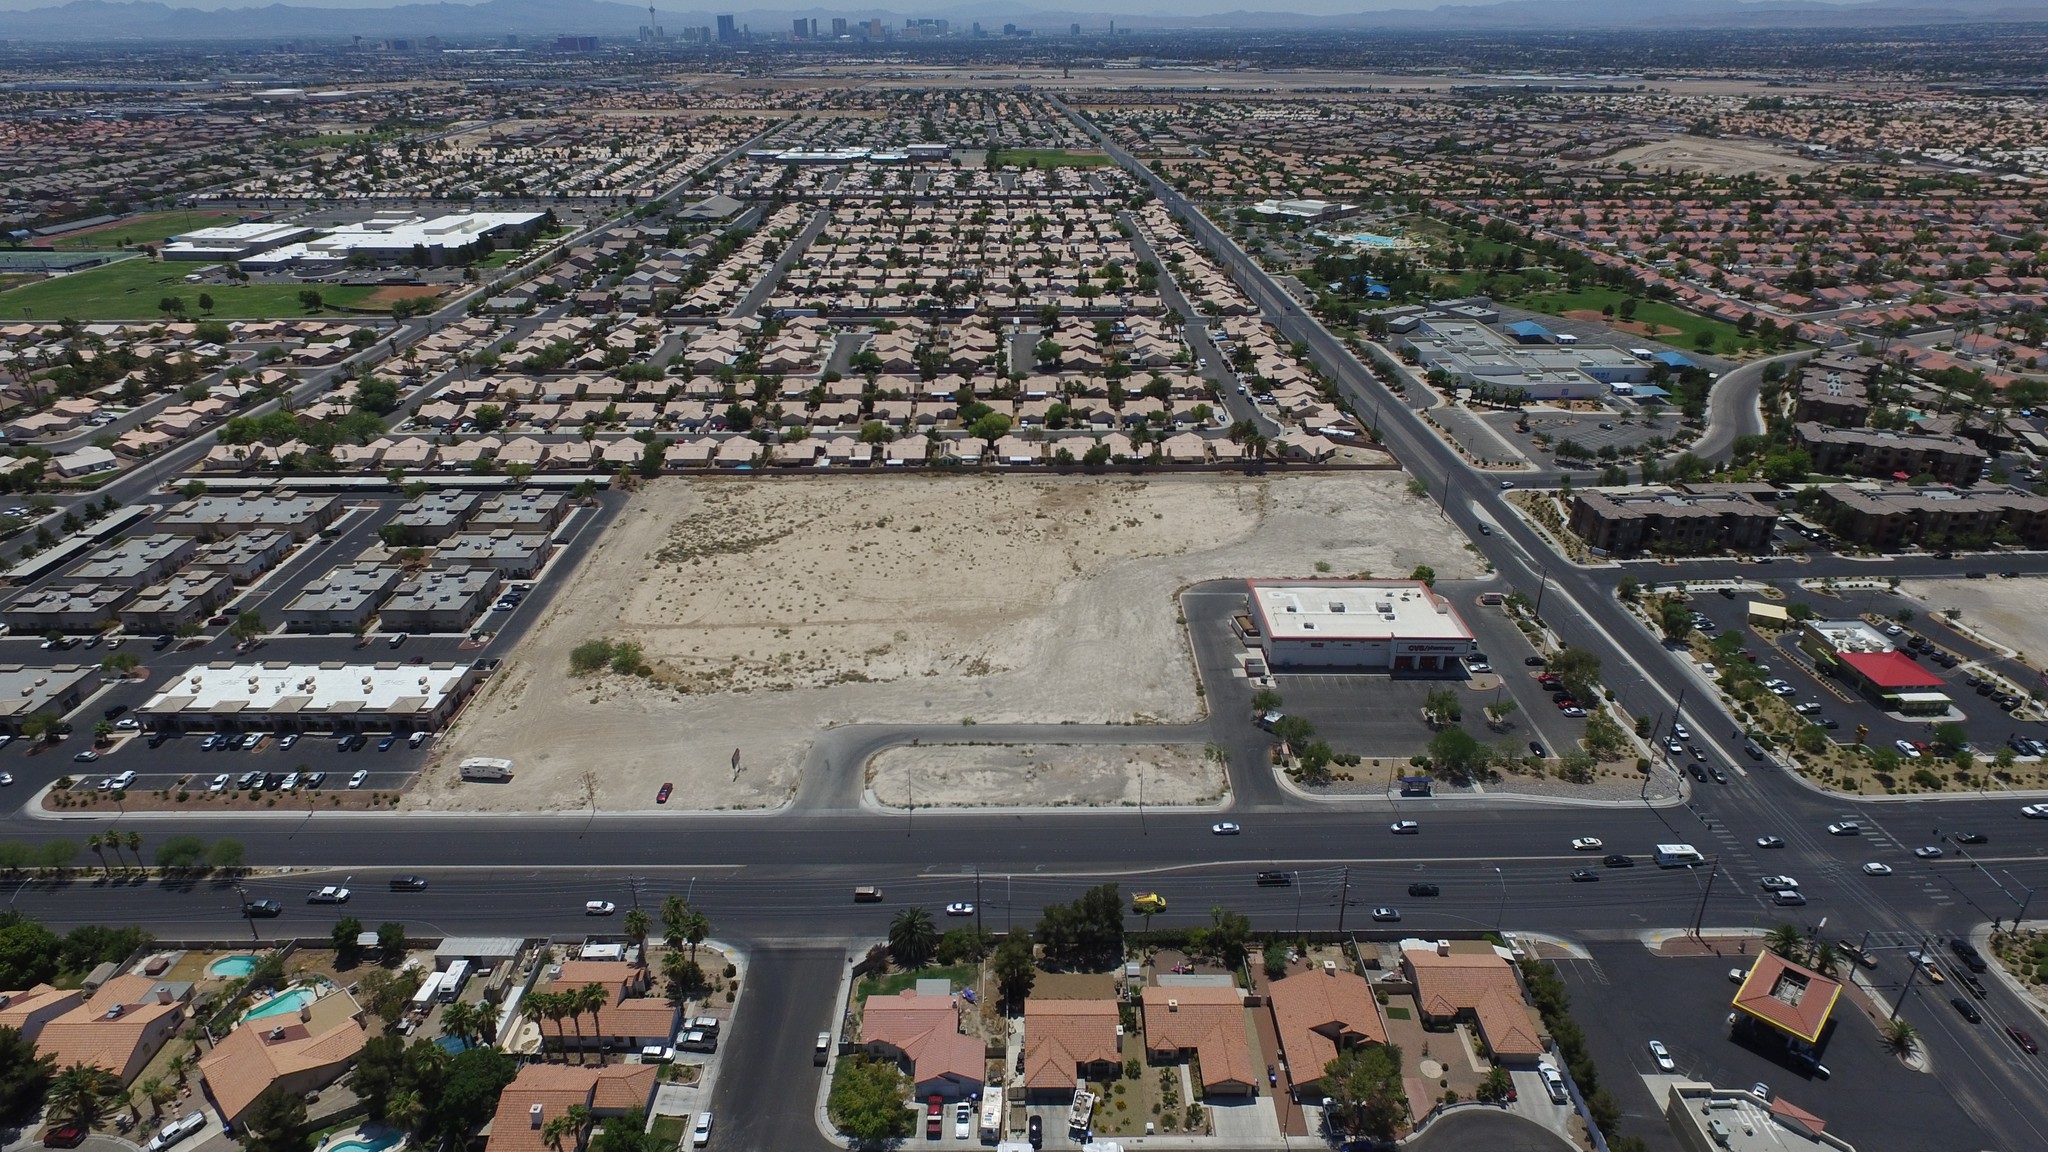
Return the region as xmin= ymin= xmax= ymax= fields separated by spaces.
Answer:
xmin=0 ymin=489 xmax=609 ymax=808
xmin=1675 ymin=583 xmax=2048 ymax=767
xmin=1551 ymin=943 xmax=1991 ymax=1152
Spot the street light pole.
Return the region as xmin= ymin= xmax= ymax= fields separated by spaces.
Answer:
xmin=1533 ymin=563 xmax=1549 ymax=622
xmin=1494 ymin=866 xmax=1506 ymax=932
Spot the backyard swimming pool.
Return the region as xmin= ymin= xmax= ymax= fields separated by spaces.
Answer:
xmin=240 ymin=986 xmax=318 ymax=1022
xmin=208 ymin=954 xmax=260 ymax=978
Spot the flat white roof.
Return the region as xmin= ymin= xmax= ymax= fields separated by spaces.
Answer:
xmin=175 ymin=222 xmax=308 ymax=244
xmin=1249 ymin=580 xmax=1472 ymax=643
xmin=142 ymin=661 xmax=471 ymax=717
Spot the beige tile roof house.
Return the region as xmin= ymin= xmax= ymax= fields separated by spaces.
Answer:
xmin=34 ymin=974 xmax=188 ymax=1083
xmin=1266 ymin=965 xmax=1387 ymax=1099
xmin=483 ymin=1064 xmax=658 ymax=1152
xmin=858 ymin=990 xmax=985 ymax=1101
xmin=1139 ymin=985 xmax=1257 ymax=1095
xmin=199 ymin=997 xmax=367 ymax=1124
xmin=1401 ymin=943 xmax=1546 ymax=1062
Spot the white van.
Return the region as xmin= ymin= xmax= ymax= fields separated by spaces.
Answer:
xmin=639 ymin=1046 xmax=674 ymax=1064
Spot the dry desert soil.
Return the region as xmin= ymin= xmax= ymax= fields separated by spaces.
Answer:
xmin=422 ymin=472 xmax=1478 ymax=812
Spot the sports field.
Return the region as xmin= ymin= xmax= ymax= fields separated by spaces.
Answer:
xmin=46 ymin=209 xmax=245 ymax=250
xmin=0 ymin=258 xmax=377 ymax=321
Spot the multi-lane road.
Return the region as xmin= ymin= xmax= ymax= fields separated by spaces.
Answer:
xmin=11 ymin=120 xmax=2048 ymax=1150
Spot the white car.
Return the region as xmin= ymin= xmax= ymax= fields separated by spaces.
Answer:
xmin=1390 ymin=820 xmax=1419 ymax=834
xmin=1672 ymin=722 xmax=1691 ymax=740
xmin=307 ymin=886 xmax=351 ymax=904
xmin=1826 ymin=821 xmax=1861 ymax=836
xmin=2024 ymin=804 xmax=2048 ymax=819
xmin=1647 ymin=1039 xmax=1674 ymax=1072
xmin=585 ymin=900 xmax=616 ymax=915
xmin=944 ymin=902 xmax=975 ymax=917
xmin=1758 ymin=875 xmax=1799 ymax=891
xmin=1863 ymin=862 xmax=1893 ymax=875
xmin=691 ymin=1112 xmax=712 ymax=1148
xmin=278 ymin=733 xmax=299 ymax=750
xmin=1571 ymin=837 xmax=1604 ymax=851
xmin=0 ymin=773 xmax=11 ymax=786
xmin=1895 ymin=739 xmax=1922 ymax=759
xmin=954 ymin=1103 xmax=971 ymax=1140
xmin=349 ymin=769 xmax=369 ymax=789
xmin=145 ymin=1112 xmax=208 ymax=1152
xmin=209 ymin=773 xmax=230 ymax=792
xmin=114 ymin=717 xmax=140 ymax=730
xmin=1914 ymin=845 xmax=1944 ymax=859
xmin=1211 ymin=822 xmax=1241 ymax=835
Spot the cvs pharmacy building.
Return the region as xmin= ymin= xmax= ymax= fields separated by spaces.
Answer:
xmin=1245 ymin=580 xmax=1477 ymax=671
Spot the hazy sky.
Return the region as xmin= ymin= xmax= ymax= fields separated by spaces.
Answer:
xmin=0 ymin=0 xmax=1533 ymax=12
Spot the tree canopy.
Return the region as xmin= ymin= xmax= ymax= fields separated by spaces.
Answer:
xmin=827 ymin=1055 xmax=913 ymax=1143
xmin=1034 ymin=883 xmax=1124 ymax=967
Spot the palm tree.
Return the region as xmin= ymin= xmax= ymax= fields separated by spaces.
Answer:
xmin=1881 ymin=1017 xmax=1919 ymax=1057
xmin=125 ymin=831 xmax=142 ymax=873
xmin=138 ymin=1077 xmax=172 ymax=1120
xmin=541 ymin=1102 xmax=592 ymax=1152
xmin=1763 ymin=924 xmax=1805 ymax=961
xmin=473 ymin=998 xmax=503 ymax=1047
xmin=558 ymin=989 xmax=587 ymax=1061
xmin=661 ymin=895 xmax=688 ymax=951
xmin=48 ymin=1062 xmax=117 ymax=1129
xmin=623 ymin=908 xmax=651 ymax=954
xmin=888 ymin=907 xmax=939 ymax=969
xmin=1809 ymin=942 xmax=1840 ymax=975
xmin=386 ymin=1088 xmax=425 ymax=1136
xmin=683 ymin=906 xmax=710 ymax=961
xmin=578 ymin=984 xmax=610 ymax=1063
xmin=441 ymin=1001 xmax=476 ymax=1047
xmin=85 ymin=833 xmax=108 ymax=877
xmin=521 ymin=992 xmax=555 ymax=1056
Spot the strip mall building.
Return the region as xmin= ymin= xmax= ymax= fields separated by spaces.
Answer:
xmin=1244 ymin=579 xmax=1476 ymax=671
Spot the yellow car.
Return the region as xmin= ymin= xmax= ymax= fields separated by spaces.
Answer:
xmin=1132 ymin=893 xmax=1167 ymax=914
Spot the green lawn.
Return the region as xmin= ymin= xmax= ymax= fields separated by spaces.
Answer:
xmin=990 ymin=148 xmax=1114 ymax=168
xmin=648 ymin=1115 xmax=688 ymax=1148
xmin=855 ymin=963 xmax=977 ymax=1003
xmin=1512 ymin=285 xmax=1753 ymax=354
xmin=0 ymin=258 xmax=379 ymax=321
xmin=48 ymin=209 xmax=246 ymax=250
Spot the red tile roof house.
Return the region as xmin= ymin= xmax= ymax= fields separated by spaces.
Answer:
xmin=199 ymin=995 xmax=368 ymax=1127
xmin=1267 ymin=964 xmax=1388 ymax=1102
xmin=483 ymin=1063 xmax=659 ymax=1152
xmin=1400 ymin=943 xmax=1548 ymax=1066
xmin=32 ymin=975 xmax=190 ymax=1084
xmin=537 ymin=961 xmax=679 ymax=1054
xmin=858 ymin=990 xmax=986 ymax=1102
xmin=1021 ymin=999 xmax=1121 ymax=1103
xmin=1138 ymin=986 xmax=1257 ymax=1096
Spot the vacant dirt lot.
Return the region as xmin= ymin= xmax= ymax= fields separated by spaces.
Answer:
xmin=1604 ymin=137 xmax=1827 ymax=178
xmin=425 ymin=472 xmax=1477 ymax=812
xmin=1900 ymin=576 xmax=2048 ymax=662
xmin=867 ymin=742 xmax=1224 ymax=809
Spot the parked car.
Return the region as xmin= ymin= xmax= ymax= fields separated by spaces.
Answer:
xmin=691 ymin=1112 xmax=713 ymax=1148
xmin=349 ymin=769 xmax=369 ymax=788
xmin=42 ymin=1128 xmax=86 ymax=1149
xmin=208 ymin=774 xmax=230 ymax=792
xmin=925 ymin=1097 xmax=942 ymax=1140
xmin=656 ymin=782 xmax=673 ymax=804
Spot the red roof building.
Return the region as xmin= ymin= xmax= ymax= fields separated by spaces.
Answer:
xmin=1835 ymin=650 xmax=1944 ymax=692
xmin=1732 ymin=952 xmax=1841 ymax=1046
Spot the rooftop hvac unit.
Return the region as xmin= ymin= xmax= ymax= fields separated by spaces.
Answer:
xmin=529 ymin=1104 xmax=544 ymax=1129
xmin=1166 ymin=999 xmax=1177 ymax=1011
xmin=1323 ymin=960 xmax=1337 ymax=973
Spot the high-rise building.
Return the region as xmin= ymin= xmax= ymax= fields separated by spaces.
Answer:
xmin=715 ymin=14 xmax=737 ymax=42
xmin=831 ymin=17 xmax=847 ymax=36
xmin=1071 ymin=22 xmax=1081 ymax=34
xmin=792 ymin=17 xmax=808 ymax=38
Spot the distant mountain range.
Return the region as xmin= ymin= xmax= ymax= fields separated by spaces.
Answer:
xmin=0 ymin=0 xmax=2044 ymax=41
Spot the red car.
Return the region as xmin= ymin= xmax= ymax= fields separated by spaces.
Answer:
xmin=43 ymin=1127 xmax=85 ymax=1149
xmin=656 ymin=782 xmax=673 ymax=804
xmin=925 ymin=1097 xmax=942 ymax=1139
xmin=2008 ymin=1026 xmax=2039 ymax=1055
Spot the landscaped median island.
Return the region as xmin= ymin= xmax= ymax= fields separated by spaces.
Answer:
xmin=825 ymin=883 xmax=1580 ymax=1149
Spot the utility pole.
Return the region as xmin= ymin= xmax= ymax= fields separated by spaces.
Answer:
xmin=1006 ymin=875 xmax=1013 ymax=934
xmin=628 ymin=876 xmax=643 ymax=910
xmin=1336 ymin=866 xmax=1351 ymax=933
xmin=1690 ymin=862 xmax=1719 ymax=942
xmin=233 ymin=883 xmax=259 ymax=942
xmin=1293 ymin=871 xmax=1303 ymax=934
xmin=1533 ymin=562 xmax=1549 ymax=621
xmin=1893 ymin=938 xmax=1928 ymax=1020
xmin=1494 ymin=866 xmax=1506 ymax=932
xmin=974 ymin=867 xmax=982 ymax=936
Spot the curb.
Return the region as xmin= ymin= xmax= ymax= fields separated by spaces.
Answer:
xmin=810 ymin=947 xmax=861 ymax=1146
